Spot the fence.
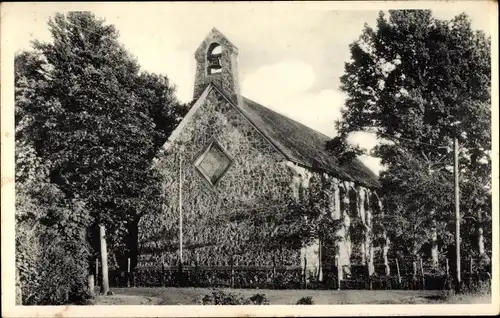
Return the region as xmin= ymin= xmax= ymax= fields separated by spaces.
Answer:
xmin=104 ymin=257 xmax=491 ymax=291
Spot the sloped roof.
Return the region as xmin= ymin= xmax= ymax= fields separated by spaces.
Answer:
xmin=238 ymin=96 xmax=381 ymax=189
xmin=163 ymin=84 xmax=380 ymax=189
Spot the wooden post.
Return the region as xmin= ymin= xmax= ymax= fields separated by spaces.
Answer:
xmin=95 ymin=258 xmax=99 ymax=286
xmin=446 ymin=258 xmax=449 ymax=277
xmin=335 ymin=254 xmax=344 ymax=290
xmin=127 ymin=257 xmax=131 ymax=288
xmin=469 ymin=258 xmax=473 ymax=288
xmin=420 ymin=258 xmax=425 ymax=290
xmin=478 ymin=209 xmax=485 ymax=255
xmin=231 ymin=255 xmax=235 ymax=289
xmin=368 ymin=263 xmax=373 ymax=290
xmin=337 ymin=267 xmax=342 ymax=290
xmin=304 ymin=256 xmax=308 ymax=289
xmin=413 ymin=261 xmax=417 ymax=290
xmin=194 ymin=252 xmax=200 ymax=287
xmin=99 ymin=224 xmax=110 ymax=295
xmin=272 ymin=255 xmax=276 ymax=289
xmin=161 ymin=254 xmax=166 ymax=287
xmin=87 ymin=274 xmax=95 ymax=297
xmin=454 ymin=134 xmax=461 ymax=293
xmin=395 ymin=259 xmax=402 ymax=286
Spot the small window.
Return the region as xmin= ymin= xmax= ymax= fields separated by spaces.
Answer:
xmin=207 ymin=43 xmax=222 ymax=75
xmin=194 ymin=141 xmax=233 ymax=185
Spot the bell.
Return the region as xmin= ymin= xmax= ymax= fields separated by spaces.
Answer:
xmin=208 ymin=54 xmax=222 ymax=73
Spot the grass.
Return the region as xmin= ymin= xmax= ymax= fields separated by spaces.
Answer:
xmin=91 ymin=287 xmax=488 ymax=305
xmin=441 ymin=281 xmax=492 ymax=304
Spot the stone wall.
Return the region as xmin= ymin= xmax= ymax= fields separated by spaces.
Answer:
xmin=137 ymin=86 xmax=385 ymax=279
xmin=138 ymin=88 xmax=300 ymax=268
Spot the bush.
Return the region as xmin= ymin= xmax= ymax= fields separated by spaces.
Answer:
xmin=475 ymin=254 xmax=492 ymax=273
xmin=17 ymin=225 xmax=93 ymax=305
xmin=248 ymin=293 xmax=270 ymax=305
xmin=296 ymin=296 xmax=314 ymax=305
xmin=443 ymin=279 xmax=491 ymax=303
xmin=200 ymin=289 xmax=269 ymax=305
xmin=463 ymin=277 xmax=491 ymax=295
xmin=15 ymin=149 xmax=93 ymax=305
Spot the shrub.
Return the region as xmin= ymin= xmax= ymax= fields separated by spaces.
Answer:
xmin=200 ymin=289 xmax=269 ymax=305
xmin=463 ymin=277 xmax=491 ymax=295
xmin=475 ymin=254 xmax=492 ymax=273
xmin=200 ymin=289 xmax=246 ymax=305
xmin=296 ymin=296 xmax=314 ymax=305
xmin=15 ymin=145 xmax=93 ymax=305
xmin=443 ymin=279 xmax=491 ymax=303
xmin=17 ymin=224 xmax=93 ymax=305
xmin=248 ymin=293 xmax=270 ymax=305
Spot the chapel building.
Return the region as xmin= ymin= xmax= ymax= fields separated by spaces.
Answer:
xmin=138 ymin=28 xmax=387 ymax=282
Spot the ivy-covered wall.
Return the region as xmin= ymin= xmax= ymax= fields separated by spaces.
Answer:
xmin=138 ymin=88 xmax=300 ymax=268
xmin=137 ymin=87 xmax=382 ymax=283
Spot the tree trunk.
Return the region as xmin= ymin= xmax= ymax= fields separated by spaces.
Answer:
xmin=377 ymin=194 xmax=390 ymax=275
xmin=88 ymin=274 xmax=95 ymax=297
xmin=412 ymin=240 xmax=419 ymax=261
xmin=368 ymin=242 xmax=375 ymax=276
xmin=99 ymin=224 xmax=110 ymax=295
xmin=365 ymin=194 xmax=374 ymax=276
xmin=128 ymin=216 xmax=140 ymax=270
xmin=478 ymin=209 xmax=485 ymax=255
xmin=430 ymin=209 xmax=439 ymax=267
xmin=357 ymin=189 xmax=367 ymax=265
xmin=383 ymin=235 xmax=390 ymax=275
xmin=318 ymin=238 xmax=323 ymax=282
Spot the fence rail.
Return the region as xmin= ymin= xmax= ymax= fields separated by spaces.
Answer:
xmin=104 ymin=257 xmax=491 ymax=291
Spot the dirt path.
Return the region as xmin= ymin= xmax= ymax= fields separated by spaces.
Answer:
xmin=93 ymin=288 xmax=451 ymax=305
xmin=94 ymin=294 xmax=162 ymax=305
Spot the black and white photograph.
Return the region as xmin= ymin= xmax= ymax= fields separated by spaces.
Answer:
xmin=1 ymin=1 xmax=498 ymax=317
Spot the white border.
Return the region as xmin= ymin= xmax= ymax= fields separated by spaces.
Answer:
xmin=1 ymin=1 xmax=498 ymax=317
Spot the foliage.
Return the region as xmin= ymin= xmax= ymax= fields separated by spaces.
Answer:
xmin=200 ymin=289 xmax=269 ymax=305
xmin=248 ymin=293 xmax=270 ymax=305
xmin=338 ymin=10 xmax=491 ymax=260
xmin=444 ymin=278 xmax=491 ymax=303
xmin=15 ymin=11 xmax=186 ymax=268
xmin=379 ymin=150 xmax=455 ymax=258
xmin=325 ymin=136 xmax=364 ymax=164
xmin=15 ymin=140 xmax=92 ymax=305
xmin=246 ymin=181 xmax=343 ymax=256
xmin=296 ymin=296 xmax=314 ymax=305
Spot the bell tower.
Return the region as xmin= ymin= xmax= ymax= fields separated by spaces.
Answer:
xmin=193 ymin=28 xmax=241 ymax=105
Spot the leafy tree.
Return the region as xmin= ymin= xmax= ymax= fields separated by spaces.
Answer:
xmin=15 ymin=11 xmax=186 ymax=273
xmin=337 ymin=10 xmax=491 ymax=262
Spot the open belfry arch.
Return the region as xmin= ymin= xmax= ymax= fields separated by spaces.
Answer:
xmin=138 ymin=28 xmax=383 ymax=284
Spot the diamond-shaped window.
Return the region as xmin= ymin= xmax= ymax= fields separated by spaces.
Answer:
xmin=194 ymin=141 xmax=233 ymax=185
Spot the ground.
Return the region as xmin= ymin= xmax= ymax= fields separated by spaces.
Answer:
xmin=92 ymin=287 xmax=491 ymax=305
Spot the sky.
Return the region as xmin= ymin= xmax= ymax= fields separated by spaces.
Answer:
xmin=2 ymin=2 xmax=495 ymax=175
